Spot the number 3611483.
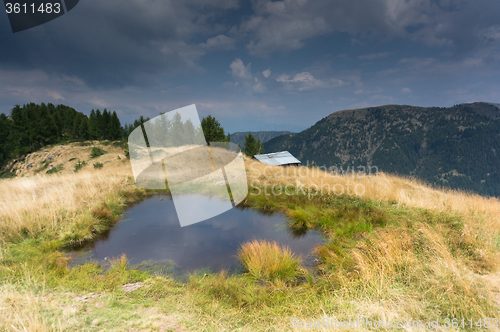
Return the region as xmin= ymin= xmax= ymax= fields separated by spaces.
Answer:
xmin=5 ymin=3 xmax=61 ymax=14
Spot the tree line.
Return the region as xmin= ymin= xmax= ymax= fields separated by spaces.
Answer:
xmin=0 ymin=103 xmax=124 ymax=166
xmin=0 ymin=103 xmax=265 ymax=169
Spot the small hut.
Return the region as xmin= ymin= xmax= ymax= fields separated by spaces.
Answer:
xmin=253 ymin=151 xmax=301 ymax=166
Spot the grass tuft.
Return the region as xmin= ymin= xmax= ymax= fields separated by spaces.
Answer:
xmin=238 ymin=240 xmax=302 ymax=283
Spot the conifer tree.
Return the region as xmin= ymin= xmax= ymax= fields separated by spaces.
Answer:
xmin=243 ymin=133 xmax=264 ymax=157
xmin=201 ymin=115 xmax=230 ymax=145
xmin=78 ymin=115 xmax=89 ymax=140
xmin=109 ymin=111 xmax=121 ymax=140
xmin=102 ymin=109 xmax=111 ymax=140
xmin=95 ymin=109 xmax=103 ymax=139
xmin=88 ymin=109 xmax=99 ymax=139
xmin=72 ymin=116 xmax=81 ymax=139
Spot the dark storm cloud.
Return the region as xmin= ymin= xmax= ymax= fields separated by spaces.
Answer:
xmin=2 ymin=0 xmax=498 ymax=89
xmin=2 ymin=0 xmax=500 ymax=131
xmin=239 ymin=0 xmax=500 ymax=58
xmin=0 ymin=0 xmax=239 ymax=88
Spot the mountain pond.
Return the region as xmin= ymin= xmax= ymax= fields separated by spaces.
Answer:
xmin=67 ymin=195 xmax=323 ymax=278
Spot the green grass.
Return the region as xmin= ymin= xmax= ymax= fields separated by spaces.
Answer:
xmin=93 ymin=162 xmax=104 ymax=169
xmin=59 ymin=188 xmax=146 ymax=247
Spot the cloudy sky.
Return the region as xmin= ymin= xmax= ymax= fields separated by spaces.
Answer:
xmin=1 ymin=0 xmax=500 ymax=132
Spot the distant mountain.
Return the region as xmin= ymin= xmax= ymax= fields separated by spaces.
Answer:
xmin=264 ymin=102 xmax=500 ymax=197
xmin=230 ymin=131 xmax=293 ymax=147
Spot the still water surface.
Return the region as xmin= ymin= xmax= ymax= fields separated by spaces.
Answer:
xmin=69 ymin=195 xmax=322 ymax=276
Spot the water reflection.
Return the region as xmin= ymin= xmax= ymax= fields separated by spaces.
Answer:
xmin=69 ymin=195 xmax=323 ymax=276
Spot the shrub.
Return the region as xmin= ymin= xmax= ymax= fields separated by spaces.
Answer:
xmin=46 ymin=164 xmax=63 ymax=174
xmin=90 ymin=147 xmax=107 ymax=158
xmin=238 ymin=240 xmax=302 ymax=282
xmin=78 ymin=141 xmax=92 ymax=146
xmin=0 ymin=170 xmax=16 ymax=179
xmin=35 ymin=161 xmax=50 ymax=173
xmin=93 ymin=162 xmax=104 ymax=169
xmin=73 ymin=160 xmax=87 ymax=172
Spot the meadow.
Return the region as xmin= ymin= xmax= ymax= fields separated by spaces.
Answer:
xmin=0 ymin=142 xmax=499 ymax=331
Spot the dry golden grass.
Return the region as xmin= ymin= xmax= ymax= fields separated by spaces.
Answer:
xmin=0 ymin=284 xmax=52 ymax=332
xmin=238 ymin=240 xmax=302 ymax=282
xmin=350 ymin=228 xmax=415 ymax=280
xmin=0 ymin=281 xmax=193 ymax=332
xmin=246 ymin=159 xmax=500 ymax=319
xmin=246 ymin=160 xmax=500 ymax=254
xmin=0 ymin=162 xmax=135 ymax=243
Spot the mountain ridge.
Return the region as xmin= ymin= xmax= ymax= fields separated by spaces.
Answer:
xmin=264 ymin=102 xmax=500 ymax=196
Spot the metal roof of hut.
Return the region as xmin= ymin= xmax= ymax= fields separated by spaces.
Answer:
xmin=253 ymin=151 xmax=301 ymax=166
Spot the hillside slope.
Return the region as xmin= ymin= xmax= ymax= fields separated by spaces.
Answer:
xmin=264 ymin=102 xmax=500 ymax=196
xmin=2 ymin=141 xmax=127 ymax=177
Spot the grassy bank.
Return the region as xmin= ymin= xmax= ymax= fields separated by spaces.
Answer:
xmin=0 ymin=157 xmax=499 ymax=330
